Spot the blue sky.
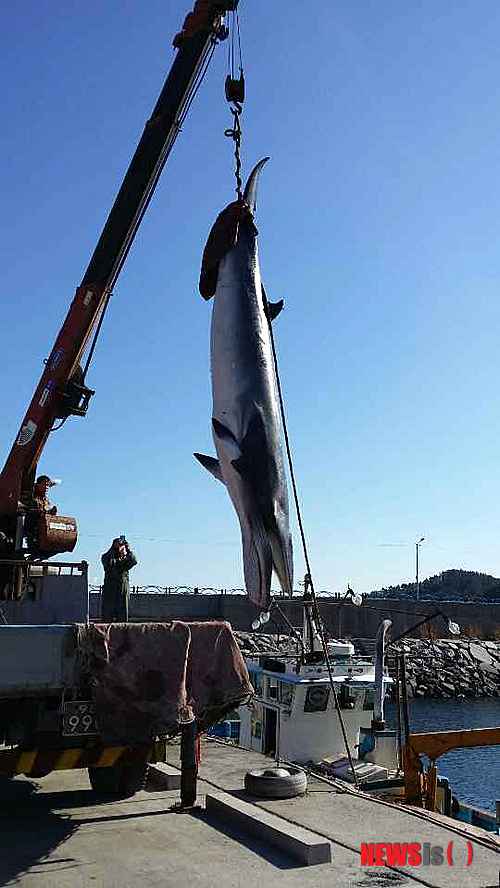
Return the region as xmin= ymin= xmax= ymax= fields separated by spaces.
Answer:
xmin=2 ymin=1 xmax=500 ymax=592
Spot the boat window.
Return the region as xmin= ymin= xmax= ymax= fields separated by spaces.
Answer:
xmin=251 ymin=705 xmax=262 ymax=739
xmin=339 ymin=686 xmax=356 ymax=710
xmin=363 ymin=689 xmax=375 ymax=711
xmin=250 ymin=671 xmax=263 ymax=696
xmin=304 ymin=686 xmax=330 ymax=712
xmin=266 ymin=677 xmax=279 ymax=701
xmin=262 ymin=657 xmax=286 ymax=673
xmin=279 ymin=681 xmax=294 ymax=708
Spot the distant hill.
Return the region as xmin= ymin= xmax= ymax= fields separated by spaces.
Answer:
xmin=369 ymin=569 xmax=500 ymax=603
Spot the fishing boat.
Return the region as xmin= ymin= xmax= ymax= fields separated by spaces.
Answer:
xmin=238 ymin=607 xmax=400 ymax=786
xmin=235 ymin=605 xmax=485 ymax=826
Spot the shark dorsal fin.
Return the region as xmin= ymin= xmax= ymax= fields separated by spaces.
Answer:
xmin=267 ymin=299 xmax=284 ymax=321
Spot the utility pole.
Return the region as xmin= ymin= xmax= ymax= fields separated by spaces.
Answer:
xmin=415 ymin=537 xmax=425 ymax=600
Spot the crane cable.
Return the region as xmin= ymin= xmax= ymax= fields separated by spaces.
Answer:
xmin=224 ymin=7 xmax=245 ymax=199
xmin=264 ymin=287 xmax=359 ymax=787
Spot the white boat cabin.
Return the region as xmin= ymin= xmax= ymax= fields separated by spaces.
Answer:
xmin=239 ymin=640 xmax=389 ymax=764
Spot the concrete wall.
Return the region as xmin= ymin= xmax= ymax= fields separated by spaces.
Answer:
xmin=89 ymin=593 xmax=500 ymax=637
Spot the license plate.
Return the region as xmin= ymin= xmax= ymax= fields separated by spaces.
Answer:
xmin=61 ymin=701 xmax=99 ymax=737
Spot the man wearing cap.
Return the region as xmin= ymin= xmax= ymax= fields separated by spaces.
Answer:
xmin=101 ymin=537 xmax=138 ymax=622
xmin=21 ymin=475 xmax=59 ymax=553
xmin=31 ymin=475 xmax=58 ymax=515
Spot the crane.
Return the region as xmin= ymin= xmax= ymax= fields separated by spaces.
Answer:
xmin=0 ymin=1 xmax=237 ymax=580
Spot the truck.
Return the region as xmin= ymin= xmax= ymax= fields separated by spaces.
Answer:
xmin=0 ymin=1 xmax=250 ymax=799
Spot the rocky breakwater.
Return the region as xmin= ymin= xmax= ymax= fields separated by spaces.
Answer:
xmin=235 ymin=631 xmax=295 ymax=657
xmin=234 ymin=632 xmax=500 ymax=700
xmin=389 ymin=639 xmax=500 ymax=700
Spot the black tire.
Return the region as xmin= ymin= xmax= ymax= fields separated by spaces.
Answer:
xmin=244 ymin=766 xmax=307 ymax=799
xmin=88 ymin=759 xmax=149 ymax=797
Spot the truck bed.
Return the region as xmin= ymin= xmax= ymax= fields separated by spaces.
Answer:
xmin=0 ymin=625 xmax=78 ymax=697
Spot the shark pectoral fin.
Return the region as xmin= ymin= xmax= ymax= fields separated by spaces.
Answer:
xmin=267 ymin=299 xmax=284 ymax=321
xmin=230 ymin=456 xmax=247 ymax=476
xmin=212 ymin=418 xmax=242 ymax=462
xmin=194 ymin=452 xmax=225 ymax=484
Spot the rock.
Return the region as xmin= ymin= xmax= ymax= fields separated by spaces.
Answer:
xmin=469 ymin=642 xmax=496 ymax=666
xmin=478 ymin=661 xmax=499 ymax=675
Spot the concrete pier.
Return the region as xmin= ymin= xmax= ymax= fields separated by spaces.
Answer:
xmin=0 ymin=739 xmax=497 ymax=886
xmin=151 ymin=738 xmax=500 ymax=888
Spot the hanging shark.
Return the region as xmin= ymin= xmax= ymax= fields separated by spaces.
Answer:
xmin=195 ymin=158 xmax=293 ymax=610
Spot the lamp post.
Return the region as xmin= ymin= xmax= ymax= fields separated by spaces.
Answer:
xmin=415 ymin=537 xmax=425 ymax=600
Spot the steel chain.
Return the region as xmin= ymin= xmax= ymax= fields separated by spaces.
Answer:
xmin=224 ymin=103 xmax=243 ymax=200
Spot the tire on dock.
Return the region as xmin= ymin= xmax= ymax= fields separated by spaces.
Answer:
xmin=244 ymin=766 xmax=307 ymax=799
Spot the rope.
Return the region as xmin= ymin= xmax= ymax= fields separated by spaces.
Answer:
xmin=263 ymin=284 xmax=359 ymax=787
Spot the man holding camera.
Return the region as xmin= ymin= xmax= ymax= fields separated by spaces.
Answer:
xmin=101 ymin=536 xmax=138 ymax=622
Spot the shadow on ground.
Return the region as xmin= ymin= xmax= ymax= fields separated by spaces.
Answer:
xmin=0 ymin=777 xmax=77 ymax=886
xmin=0 ymin=778 xmax=197 ymax=886
xmin=193 ymin=806 xmax=302 ymax=870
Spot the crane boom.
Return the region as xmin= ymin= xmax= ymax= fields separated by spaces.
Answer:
xmin=0 ymin=2 xmax=235 ymax=525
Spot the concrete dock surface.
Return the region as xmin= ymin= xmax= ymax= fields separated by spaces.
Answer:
xmin=161 ymin=739 xmax=499 ymax=888
xmin=0 ymin=738 xmax=496 ymax=887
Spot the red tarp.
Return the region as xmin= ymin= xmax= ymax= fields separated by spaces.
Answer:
xmin=77 ymin=621 xmax=253 ymax=744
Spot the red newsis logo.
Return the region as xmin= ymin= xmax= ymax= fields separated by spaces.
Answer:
xmin=360 ymin=842 xmax=474 ymax=868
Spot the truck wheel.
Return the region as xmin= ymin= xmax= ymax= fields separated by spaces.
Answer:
xmin=88 ymin=760 xmax=149 ymax=797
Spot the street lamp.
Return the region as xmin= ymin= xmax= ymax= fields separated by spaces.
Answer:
xmin=415 ymin=537 xmax=425 ymax=600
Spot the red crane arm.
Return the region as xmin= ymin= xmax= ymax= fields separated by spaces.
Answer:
xmin=0 ymin=284 xmax=106 ymax=515
xmin=0 ymin=1 xmax=236 ymax=518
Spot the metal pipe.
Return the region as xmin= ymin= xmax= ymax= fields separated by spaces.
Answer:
xmin=395 ymin=655 xmax=403 ymax=774
xmin=415 ymin=537 xmax=424 ymax=601
xmin=372 ymin=619 xmax=392 ymax=728
xmin=82 ymin=560 xmax=90 ymax=625
xmin=400 ymin=653 xmax=410 ymax=745
xmin=180 ymin=719 xmax=198 ymax=808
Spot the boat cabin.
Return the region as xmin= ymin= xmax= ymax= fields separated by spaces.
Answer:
xmin=239 ymin=640 xmax=390 ymax=764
